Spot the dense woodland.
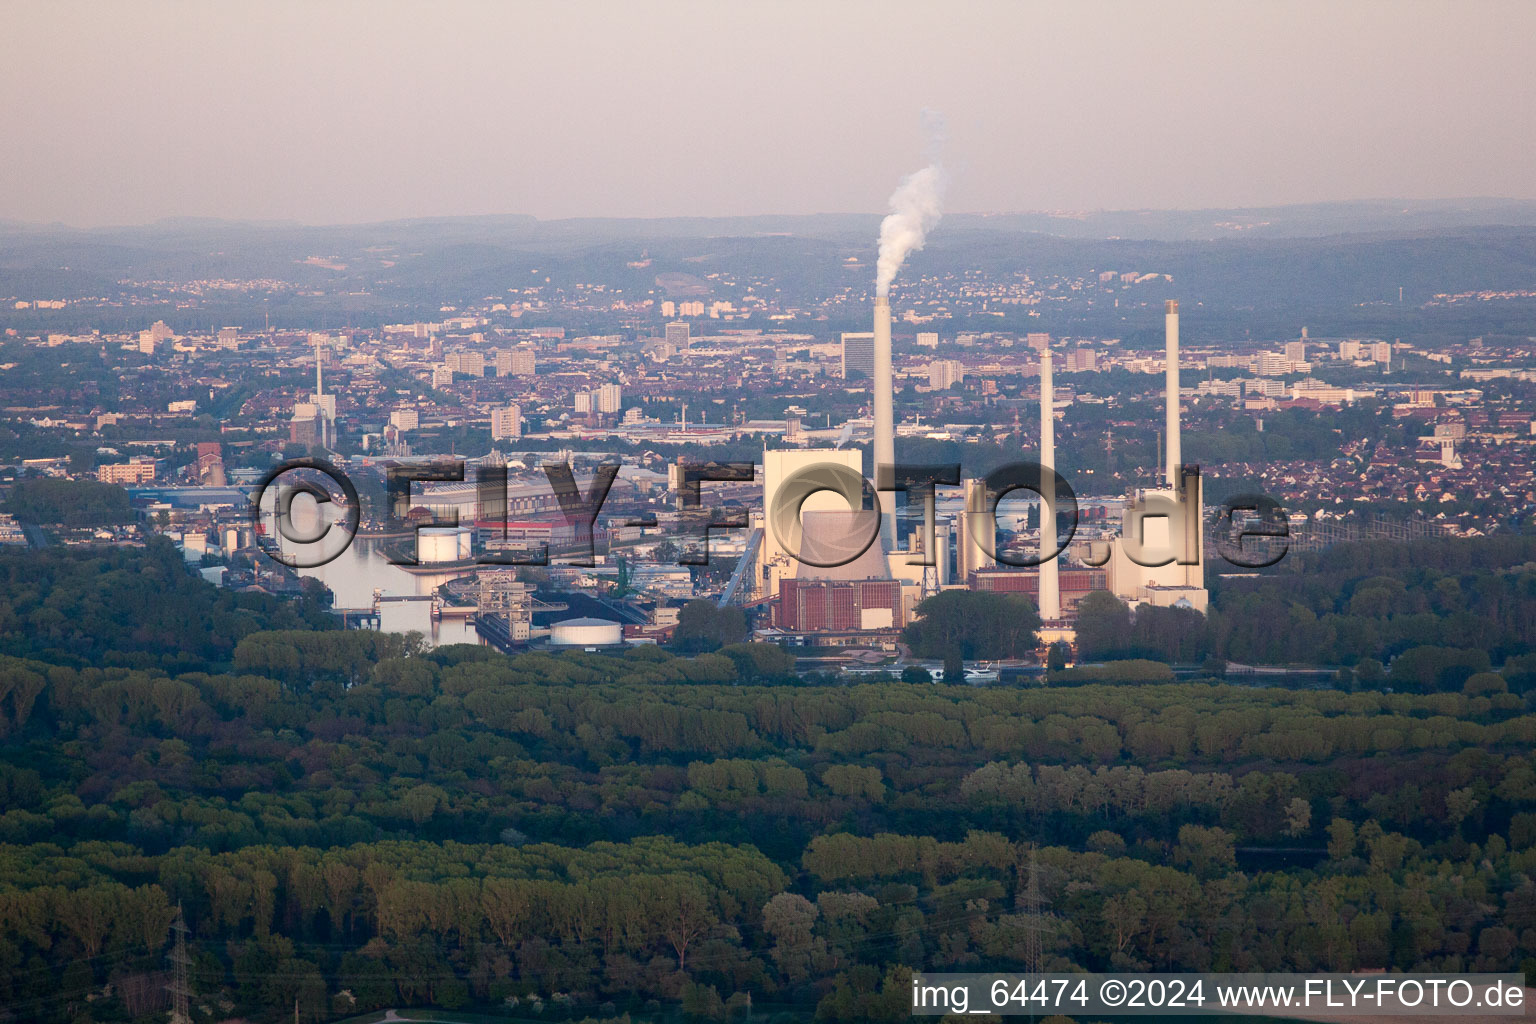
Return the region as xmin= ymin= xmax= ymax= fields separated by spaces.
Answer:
xmin=3 ymin=478 xmax=133 ymax=530
xmin=0 ymin=541 xmax=1534 ymax=1022
xmin=1073 ymin=536 xmax=1536 ymax=684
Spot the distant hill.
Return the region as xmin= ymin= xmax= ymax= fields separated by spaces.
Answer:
xmin=7 ymin=198 xmax=1536 ymax=246
xmin=3 ymin=201 xmax=1535 ymax=345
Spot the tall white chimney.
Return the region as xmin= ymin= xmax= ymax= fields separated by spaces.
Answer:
xmin=1165 ymin=299 xmax=1180 ymax=487
xmin=873 ymin=296 xmax=894 ymax=548
xmin=1038 ymin=348 xmax=1060 ymax=621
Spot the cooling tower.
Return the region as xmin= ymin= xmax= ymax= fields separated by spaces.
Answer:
xmin=795 ymin=510 xmax=892 ymax=581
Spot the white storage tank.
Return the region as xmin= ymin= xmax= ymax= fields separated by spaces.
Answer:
xmin=417 ymin=526 xmax=473 ymax=564
xmin=549 ymin=616 xmax=623 ymax=647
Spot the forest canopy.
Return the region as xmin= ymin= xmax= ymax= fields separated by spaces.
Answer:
xmin=0 ymin=541 xmax=1533 ymax=1023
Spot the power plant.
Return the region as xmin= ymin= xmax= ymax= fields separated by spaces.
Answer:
xmin=747 ymin=148 xmax=1202 ymax=646
xmin=754 ymin=294 xmax=1207 ymax=646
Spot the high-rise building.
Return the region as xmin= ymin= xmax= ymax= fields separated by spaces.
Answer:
xmin=491 ymin=405 xmax=523 ymax=440
xmin=289 ymin=402 xmax=333 ymax=448
xmin=595 ymin=383 xmax=622 ymax=414
xmin=447 ymin=350 xmax=485 ymax=377
xmin=1065 ymin=347 xmax=1098 ymax=372
xmin=1372 ymin=341 xmax=1393 ymax=365
xmin=390 ymin=408 xmax=419 ymax=431
xmin=574 ymin=391 xmax=594 ymax=414
xmin=1284 ymin=340 xmax=1306 ymax=362
xmin=665 ymin=321 xmax=691 ymax=349
xmin=927 ymin=359 xmax=964 ymax=389
xmin=1339 ymin=340 xmax=1362 ymax=360
xmin=138 ymin=320 xmax=172 ymax=355
xmin=432 ymin=364 xmax=454 ymax=389
xmin=1255 ymin=351 xmax=1290 ymax=377
xmin=509 ymin=349 xmax=537 ymax=375
xmin=916 ymin=332 xmax=939 ymax=349
xmin=840 ymin=332 xmax=875 ymax=379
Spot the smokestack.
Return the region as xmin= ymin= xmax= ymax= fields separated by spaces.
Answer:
xmin=874 ymin=296 xmax=894 ymax=549
xmin=1165 ymin=299 xmax=1180 ymax=487
xmin=1038 ymin=349 xmax=1060 ymax=621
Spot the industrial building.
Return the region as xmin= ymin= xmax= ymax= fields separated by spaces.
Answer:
xmin=476 ymin=570 xmax=532 ymax=643
xmin=778 ymin=577 xmax=902 ymax=632
xmin=550 ymin=617 xmax=624 ymax=647
xmin=969 ymin=567 xmax=1107 ymax=613
xmin=1099 ymin=301 xmax=1208 ymax=612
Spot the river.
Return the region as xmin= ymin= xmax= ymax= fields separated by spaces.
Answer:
xmin=278 ymin=499 xmax=479 ymax=646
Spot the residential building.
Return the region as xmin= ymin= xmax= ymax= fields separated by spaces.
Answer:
xmin=97 ymin=457 xmax=157 ymax=485
xmin=594 ymin=383 xmax=622 ymax=414
xmin=927 ymin=359 xmax=964 ymax=389
xmin=491 ymin=405 xmax=523 ymax=440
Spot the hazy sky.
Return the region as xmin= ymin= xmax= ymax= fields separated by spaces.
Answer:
xmin=4 ymin=1 xmax=1535 ymax=227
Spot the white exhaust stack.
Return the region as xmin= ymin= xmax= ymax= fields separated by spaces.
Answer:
xmin=1165 ymin=299 xmax=1181 ymax=486
xmin=1038 ymin=348 xmax=1060 ymax=620
xmin=874 ymin=295 xmax=894 ymax=549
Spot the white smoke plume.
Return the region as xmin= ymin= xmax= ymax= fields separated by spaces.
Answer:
xmin=875 ymin=112 xmax=948 ymax=298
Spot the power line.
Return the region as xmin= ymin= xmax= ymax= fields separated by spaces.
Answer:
xmin=1016 ymin=844 xmax=1049 ymax=976
xmin=167 ymin=902 xmax=193 ymax=1024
